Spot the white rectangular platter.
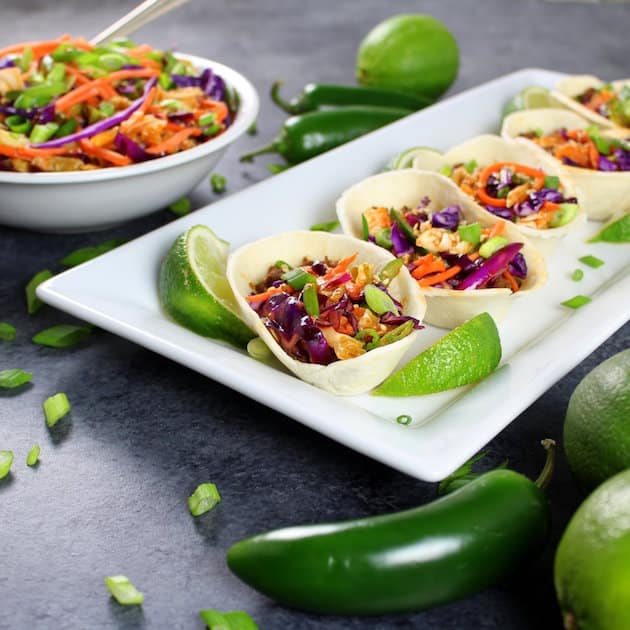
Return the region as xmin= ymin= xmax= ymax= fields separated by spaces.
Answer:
xmin=39 ymin=68 xmax=630 ymax=482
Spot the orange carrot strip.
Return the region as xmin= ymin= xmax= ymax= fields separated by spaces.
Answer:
xmin=0 ymin=35 xmax=75 ymax=59
xmin=145 ymin=127 xmax=202 ymax=155
xmin=125 ymin=44 xmax=153 ymax=57
xmin=64 ymin=65 xmax=91 ymax=86
xmin=418 ymin=265 xmax=462 ymax=287
xmin=199 ymin=99 xmax=229 ymax=124
xmin=323 ymin=253 xmax=358 ymax=280
xmin=411 ymin=259 xmax=446 ymax=280
xmin=245 ymin=287 xmax=284 ymax=303
xmin=105 ymin=69 xmax=160 ymax=83
xmin=139 ymin=86 xmax=157 ymax=114
xmin=487 ymin=220 xmax=506 ymax=239
xmin=503 ymin=271 xmax=519 ymax=293
xmin=79 ymin=139 xmax=131 ymax=166
xmin=477 ymin=162 xmax=546 ymax=207
xmin=0 ymin=144 xmax=75 ymax=158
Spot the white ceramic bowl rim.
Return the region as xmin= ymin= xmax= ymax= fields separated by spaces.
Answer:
xmin=0 ymin=53 xmax=258 ymax=185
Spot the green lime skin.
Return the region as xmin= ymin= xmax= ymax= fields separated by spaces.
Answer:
xmin=356 ymin=14 xmax=459 ymax=101
xmin=564 ymin=349 xmax=630 ymax=491
xmin=555 ymin=468 xmax=630 ymax=630
xmin=159 ymin=229 xmax=255 ymax=348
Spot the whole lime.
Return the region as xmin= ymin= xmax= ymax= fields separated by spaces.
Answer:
xmin=555 ymin=468 xmax=630 ymax=630
xmin=356 ymin=14 xmax=459 ymax=100
xmin=564 ymin=349 xmax=630 ymax=491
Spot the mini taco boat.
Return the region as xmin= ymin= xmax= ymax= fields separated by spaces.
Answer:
xmin=501 ymin=108 xmax=630 ymax=221
xmin=405 ymin=135 xmax=584 ymax=255
xmin=336 ymin=169 xmax=547 ymax=329
xmin=226 ymin=231 xmax=426 ymax=395
xmin=552 ymin=75 xmax=630 ymax=131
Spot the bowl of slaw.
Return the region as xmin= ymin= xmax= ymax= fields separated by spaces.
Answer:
xmin=0 ymin=37 xmax=258 ymax=232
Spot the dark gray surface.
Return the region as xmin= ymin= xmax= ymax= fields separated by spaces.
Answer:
xmin=1 ymin=1 xmax=629 ymax=628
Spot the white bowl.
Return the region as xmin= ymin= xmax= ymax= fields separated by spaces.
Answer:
xmin=0 ymin=54 xmax=258 ymax=233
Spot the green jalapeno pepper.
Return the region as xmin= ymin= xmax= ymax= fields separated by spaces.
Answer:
xmin=227 ymin=441 xmax=555 ymax=615
xmin=270 ymin=80 xmax=432 ymax=115
xmin=240 ymin=106 xmax=411 ymax=165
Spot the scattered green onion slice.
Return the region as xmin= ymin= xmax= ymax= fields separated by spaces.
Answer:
xmin=396 ymin=414 xmax=412 ymax=426
xmin=438 ymin=164 xmax=453 ymax=177
xmin=479 ymin=236 xmax=508 ymax=259
xmin=355 ymin=328 xmax=381 ymax=350
xmin=26 ymin=445 xmax=40 ymax=467
xmin=309 ymin=219 xmax=340 ymax=232
xmin=43 ymin=393 xmax=71 ymax=427
xmin=375 ymin=227 xmax=393 ymax=249
xmin=25 ymin=269 xmax=53 ymax=315
xmin=198 ymin=112 xmax=217 ymax=127
xmin=203 ymin=123 xmax=222 ymax=136
xmin=210 ymin=173 xmax=226 ymax=194
xmin=18 ymin=46 xmax=33 ymax=72
xmin=464 ymin=159 xmax=477 ymax=174
xmin=247 ymin=120 xmax=258 ymax=135
xmin=0 ymin=451 xmax=14 ymax=479
xmin=364 ymin=284 xmax=398 ymax=315
xmin=571 ymin=269 xmax=584 ymax=282
xmin=199 ymin=610 xmax=260 ymax=630
xmin=159 ymin=72 xmax=174 ymax=89
xmin=579 ymin=254 xmax=604 ymax=269
xmin=54 ymin=118 xmax=78 ymax=138
xmin=169 ymin=197 xmax=191 ymax=217
xmin=32 ymin=324 xmax=92 ymax=348
xmin=247 ymin=337 xmax=272 ymax=362
xmin=380 ymin=320 xmax=414 ymax=346
xmin=98 ymin=101 xmax=116 ymax=117
xmin=543 ymin=175 xmax=560 ymax=190
xmin=274 ymin=260 xmax=291 ymax=271
xmin=188 ymin=482 xmax=221 ymax=517
xmin=60 ymin=239 xmax=126 ymax=267
xmin=281 ymin=267 xmax=316 ymax=290
xmin=561 ymin=295 xmax=591 ymax=310
xmin=0 ymin=369 xmax=32 ymax=389
xmin=458 ymin=222 xmax=481 ymax=246
xmin=378 ymin=258 xmax=404 ymax=286
xmin=0 ymin=323 xmax=16 ymax=341
xmin=6 ymin=114 xmax=32 ymax=134
xmin=496 ymin=187 xmax=509 ymax=199
xmin=361 ymin=214 xmax=370 ymax=240
xmin=389 ymin=208 xmax=416 ymax=243
xmin=302 ymin=283 xmax=320 ymax=317
xmin=105 ymin=575 xmax=144 ymax=605
xmin=30 ymin=122 xmax=60 ymax=144
xmin=533 ymin=127 xmax=544 ymax=138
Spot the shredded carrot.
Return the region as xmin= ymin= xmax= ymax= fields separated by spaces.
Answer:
xmin=139 ymin=86 xmax=157 ymax=114
xmin=323 ymin=253 xmax=358 ymax=280
xmin=105 ymin=68 xmax=160 ymax=83
xmin=411 ymin=257 xmax=446 ymax=280
xmin=245 ymin=287 xmax=284 ymax=303
xmin=0 ymin=35 xmax=85 ymax=60
xmin=145 ymin=127 xmax=202 ymax=155
xmin=79 ymin=139 xmax=131 ymax=166
xmin=477 ymin=162 xmax=545 ymax=207
xmin=199 ymin=99 xmax=229 ymax=124
xmin=503 ymin=271 xmax=519 ymax=293
xmin=125 ymin=44 xmax=154 ymax=57
xmin=0 ymin=144 xmax=75 ymax=158
xmin=418 ymin=265 xmax=462 ymax=287
xmin=64 ymin=65 xmax=92 ymax=86
xmin=553 ymin=143 xmax=591 ymax=168
xmin=487 ymin=220 xmax=506 ymax=239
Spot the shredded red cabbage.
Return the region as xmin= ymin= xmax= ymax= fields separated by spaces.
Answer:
xmin=114 ymin=132 xmax=153 ymax=162
xmin=431 ymin=205 xmax=460 ymax=230
xmin=457 ymin=243 xmax=523 ymax=290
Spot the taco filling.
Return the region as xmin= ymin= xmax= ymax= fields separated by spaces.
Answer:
xmin=520 ymin=127 xmax=630 ymax=173
xmin=245 ymin=255 xmax=422 ymax=366
xmin=361 ymin=202 xmax=528 ymax=292
xmin=440 ymin=160 xmax=579 ymax=229
xmin=573 ymin=84 xmax=630 ymax=128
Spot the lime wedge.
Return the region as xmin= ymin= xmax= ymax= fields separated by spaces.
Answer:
xmin=589 ymin=212 xmax=630 ymax=243
xmin=502 ymin=86 xmax=555 ymax=118
xmin=159 ymin=225 xmax=255 ymax=347
xmin=388 ymin=146 xmax=442 ymax=170
xmin=373 ymin=312 xmax=501 ymax=396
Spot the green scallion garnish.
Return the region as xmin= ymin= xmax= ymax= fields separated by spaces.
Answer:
xmin=543 ymin=175 xmax=560 ymax=190
xmin=361 ymin=214 xmax=370 ymax=240
xmin=43 ymin=393 xmax=71 ymax=427
xmin=464 ymin=159 xmax=477 ymax=174
xmin=281 ymin=267 xmax=317 ymax=290
xmin=169 ymin=197 xmax=192 ymax=217
xmin=396 ymin=414 xmax=412 ymax=426
xmin=571 ymin=269 xmax=584 ymax=282
xmin=375 ymin=227 xmax=393 ymax=249
xmin=199 ymin=610 xmax=260 ymax=630
xmin=302 ymin=283 xmax=320 ymax=317
xmin=355 ymin=328 xmax=380 ymax=350
xmin=309 ymin=219 xmax=340 ymax=232
xmin=32 ymin=324 xmax=92 ymax=348
xmin=458 ymin=222 xmax=481 ymax=246
xmin=579 ymin=255 xmax=604 ymax=269
xmin=210 ymin=173 xmax=226 ymax=194
xmin=561 ymin=295 xmax=591 ymax=310
xmin=381 ymin=320 xmax=414 ymax=345
xmin=247 ymin=120 xmax=258 ymax=136
xmin=105 ymin=575 xmax=144 ymax=605
xmin=25 ymin=269 xmax=53 ymax=315
xmin=199 ymin=112 xmax=217 ymax=127
xmin=60 ymin=239 xmax=126 ymax=267
xmin=188 ymin=482 xmax=221 ymax=517
xmin=438 ymin=164 xmax=453 ymax=177
xmin=378 ymin=258 xmax=404 ymax=287
xmin=26 ymin=445 xmax=40 ymax=467
xmin=0 ymin=369 xmax=32 ymax=389
xmin=0 ymin=322 xmax=16 ymax=341
xmin=0 ymin=451 xmax=14 ymax=479
xmin=364 ymin=284 xmax=398 ymax=316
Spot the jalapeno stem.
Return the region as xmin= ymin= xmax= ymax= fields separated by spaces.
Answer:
xmin=270 ymin=80 xmax=298 ymax=114
xmin=240 ymin=141 xmax=283 ymax=163
xmin=534 ymin=438 xmax=556 ymax=491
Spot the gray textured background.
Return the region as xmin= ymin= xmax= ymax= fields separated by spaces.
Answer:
xmin=1 ymin=1 xmax=629 ymax=628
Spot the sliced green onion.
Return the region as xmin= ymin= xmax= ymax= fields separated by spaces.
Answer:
xmin=562 ymin=295 xmax=591 ymax=310
xmin=199 ymin=610 xmax=259 ymax=630
xmin=60 ymin=239 xmax=126 ymax=267
xmin=274 ymin=260 xmax=291 ymax=271
xmin=579 ymin=254 xmax=604 ymax=269
xmin=464 ymin=159 xmax=477 ymax=174
xmin=203 ymin=123 xmax=222 ymax=136
xmin=361 ymin=214 xmax=370 ymax=240
xmin=543 ymin=175 xmax=560 ymax=190
xmin=29 ymin=123 xmax=60 ymax=144
xmin=381 ymin=320 xmax=414 ymax=345
xmin=169 ymin=197 xmax=191 ymax=217
xmin=26 ymin=445 xmax=40 ymax=467
xmin=592 ymin=134 xmax=612 ymax=155
xmin=188 ymin=482 xmax=221 ymax=516
xmin=25 ymin=269 xmax=53 ymax=315
xmin=389 ymin=208 xmax=416 ymax=243
xmin=99 ymin=101 xmax=116 ymax=117
xmin=496 ymin=187 xmax=509 ymax=199
xmin=379 ymin=258 xmax=404 ymax=286
xmin=550 ymin=203 xmax=579 ymax=228
xmin=33 ymin=324 xmax=92 ymax=348
xmin=18 ymin=46 xmax=33 ymax=72
xmin=309 ymin=219 xmax=339 ymax=232
xmin=375 ymin=227 xmax=393 ymax=249
xmin=210 ymin=173 xmax=226 ymax=194
xmin=0 ymin=369 xmax=32 ymax=389
xmin=355 ymin=328 xmax=381 ymax=350
xmin=302 ymin=283 xmax=320 ymax=317
xmin=6 ymin=114 xmax=32 ymax=134
xmin=158 ymin=72 xmax=174 ymax=89
xmin=98 ymin=52 xmax=129 ymax=71
xmin=43 ymin=393 xmax=71 ymax=427
xmin=458 ymin=222 xmax=481 ymax=246
xmin=54 ymin=118 xmax=78 ymax=138
xmin=105 ymin=575 xmax=144 ymax=605
xmin=281 ymin=268 xmax=317 ymax=290
xmin=267 ymin=163 xmax=289 ymax=174
xmin=0 ymin=451 xmax=14 ymax=479
xmin=364 ymin=284 xmax=398 ymax=316
xmin=199 ymin=112 xmax=217 ymax=127
xmin=479 ymin=236 xmax=508 ymax=259
xmin=247 ymin=120 xmax=257 ymax=136
xmin=438 ymin=164 xmax=453 ymax=177
xmin=571 ymin=269 xmax=584 ymax=282
xmin=46 ymin=62 xmax=66 ymax=83
xmin=396 ymin=414 xmax=412 ymax=426
xmin=0 ymin=323 xmax=16 ymax=341
xmin=533 ymin=127 xmax=544 ymax=138
xmin=247 ymin=337 xmax=272 ymax=362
